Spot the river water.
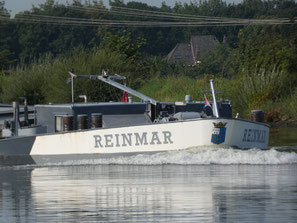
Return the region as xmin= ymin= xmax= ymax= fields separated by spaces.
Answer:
xmin=1 ymin=126 xmax=297 ymax=222
xmin=1 ymin=145 xmax=297 ymax=223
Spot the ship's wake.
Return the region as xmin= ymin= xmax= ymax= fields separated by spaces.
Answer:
xmin=47 ymin=146 xmax=297 ymax=166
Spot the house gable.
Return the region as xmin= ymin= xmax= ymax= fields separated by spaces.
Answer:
xmin=167 ymin=35 xmax=219 ymax=66
xmin=167 ymin=43 xmax=194 ymax=65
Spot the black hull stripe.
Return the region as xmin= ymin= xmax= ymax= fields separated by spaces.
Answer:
xmin=0 ymin=136 xmax=36 ymax=155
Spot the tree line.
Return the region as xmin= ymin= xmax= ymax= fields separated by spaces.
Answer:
xmin=1 ymin=0 xmax=296 ymax=66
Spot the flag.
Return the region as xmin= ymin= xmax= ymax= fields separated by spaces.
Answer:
xmin=121 ymin=91 xmax=128 ymax=102
xmin=204 ymin=94 xmax=211 ymax=108
xmin=66 ymin=77 xmax=72 ymax=85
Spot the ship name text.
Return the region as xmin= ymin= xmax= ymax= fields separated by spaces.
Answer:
xmin=242 ymin=129 xmax=267 ymax=143
xmin=94 ymin=131 xmax=173 ymax=148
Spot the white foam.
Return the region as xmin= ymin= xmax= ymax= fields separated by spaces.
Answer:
xmin=51 ymin=147 xmax=297 ymax=166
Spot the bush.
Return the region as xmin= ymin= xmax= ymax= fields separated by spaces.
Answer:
xmin=0 ymin=61 xmax=47 ymax=104
xmin=0 ymin=48 xmax=146 ymax=105
xmin=283 ymin=88 xmax=297 ymax=119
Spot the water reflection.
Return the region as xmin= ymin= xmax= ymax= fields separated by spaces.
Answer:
xmin=1 ymin=165 xmax=297 ymax=222
xmin=0 ymin=167 xmax=34 ymax=222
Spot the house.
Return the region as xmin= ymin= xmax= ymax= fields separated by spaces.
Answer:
xmin=167 ymin=35 xmax=219 ymax=66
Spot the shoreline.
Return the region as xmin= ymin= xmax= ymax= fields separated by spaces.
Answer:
xmin=268 ymin=120 xmax=297 ymax=128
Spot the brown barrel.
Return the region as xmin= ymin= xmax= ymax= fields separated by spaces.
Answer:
xmin=77 ymin=114 xmax=88 ymax=130
xmin=251 ymin=110 xmax=264 ymax=122
xmin=91 ymin=113 xmax=103 ymax=128
xmin=63 ymin=115 xmax=74 ymax=131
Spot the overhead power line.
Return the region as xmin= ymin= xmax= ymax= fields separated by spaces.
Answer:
xmin=0 ymin=6 xmax=295 ymax=28
xmin=68 ymin=5 xmax=229 ymax=22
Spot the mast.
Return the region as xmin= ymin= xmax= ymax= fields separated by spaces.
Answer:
xmin=210 ymin=79 xmax=220 ymax=118
xmin=69 ymin=72 xmax=75 ymax=103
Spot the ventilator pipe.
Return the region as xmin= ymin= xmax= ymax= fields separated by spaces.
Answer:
xmin=128 ymin=96 xmax=134 ymax=103
xmin=12 ymin=101 xmax=19 ymax=136
xmin=79 ymin=95 xmax=87 ymax=103
xmin=185 ymin=95 xmax=192 ymax=103
xmin=19 ymin=97 xmax=28 ymax=126
xmin=210 ymin=79 xmax=220 ymax=118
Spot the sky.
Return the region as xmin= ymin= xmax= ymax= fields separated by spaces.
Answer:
xmin=4 ymin=0 xmax=243 ymax=16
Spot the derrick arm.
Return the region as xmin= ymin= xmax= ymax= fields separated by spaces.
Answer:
xmin=69 ymin=72 xmax=159 ymax=106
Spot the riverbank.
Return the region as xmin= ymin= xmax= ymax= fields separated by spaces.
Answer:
xmin=269 ymin=125 xmax=297 ymax=147
xmin=268 ymin=120 xmax=297 ymax=128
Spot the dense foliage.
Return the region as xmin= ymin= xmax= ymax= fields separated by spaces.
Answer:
xmin=0 ymin=0 xmax=297 ymax=121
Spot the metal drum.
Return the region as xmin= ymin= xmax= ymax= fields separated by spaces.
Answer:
xmin=251 ymin=110 xmax=265 ymax=123
xmin=63 ymin=115 xmax=74 ymax=131
xmin=185 ymin=95 xmax=192 ymax=103
xmin=91 ymin=113 xmax=103 ymax=128
xmin=77 ymin=114 xmax=88 ymax=130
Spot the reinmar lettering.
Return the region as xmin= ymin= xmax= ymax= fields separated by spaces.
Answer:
xmin=94 ymin=131 xmax=173 ymax=148
xmin=242 ymin=129 xmax=266 ymax=143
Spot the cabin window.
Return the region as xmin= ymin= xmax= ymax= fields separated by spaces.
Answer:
xmin=55 ymin=116 xmax=63 ymax=132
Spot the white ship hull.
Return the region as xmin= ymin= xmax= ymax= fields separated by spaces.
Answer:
xmin=0 ymin=118 xmax=269 ymax=157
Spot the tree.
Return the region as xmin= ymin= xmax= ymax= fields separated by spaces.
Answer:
xmin=199 ymin=43 xmax=236 ymax=77
xmin=233 ymin=24 xmax=297 ymax=111
xmin=98 ymin=30 xmax=146 ymax=63
xmin=0 ymin=50 xmax=16 ymax=70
